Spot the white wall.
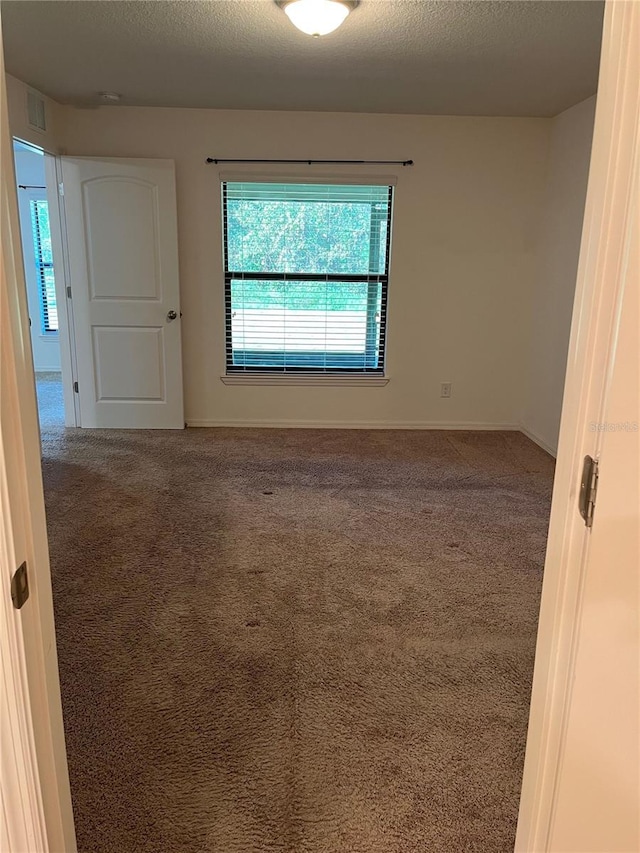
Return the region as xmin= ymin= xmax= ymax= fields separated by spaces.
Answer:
xmin=521 ymin=97 xmax=596 ymax=454
xmin=6 ymin=75 xmax=64 ymax=372
xmin=58 ymin=105 xmax=550 ymax=427
xmin=6 ymin=74 xmax=62 ymax=153
xmin=14 ymin=144 xmax=61 ymax=371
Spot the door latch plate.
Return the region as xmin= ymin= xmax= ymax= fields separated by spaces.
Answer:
xmin=579 ymin=455 xmax=599 ymax=528
xmin=11 ymin=562 xmax=30 ymax=610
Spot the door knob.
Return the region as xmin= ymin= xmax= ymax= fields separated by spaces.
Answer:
xmin=166 ymin=310 xmax=178 ymax=322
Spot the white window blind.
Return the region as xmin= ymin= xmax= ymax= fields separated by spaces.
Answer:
xmin=222 ymin=181 xmax=393 ymax=373
xmin=29 ymin=199 xmax=58 ymax=333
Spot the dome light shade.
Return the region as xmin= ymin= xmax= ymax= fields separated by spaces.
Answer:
xmin=279 ymin=0 xmax=355 ymax=37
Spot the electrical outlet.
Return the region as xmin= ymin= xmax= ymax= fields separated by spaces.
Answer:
xmin=440 ymin=382 xmax=452 ymax=398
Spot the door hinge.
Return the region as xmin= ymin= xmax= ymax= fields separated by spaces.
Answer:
xmin=73 ymin=381 xmax=79 ymax=393
xmin=579 ymin=455 xmax=599 ymax=528
xmin=11 ymin=562 xmax=29 ymax=610
xmin=58 ymin=182 xmax=64 ymax=196
xmin=66 ymin=285 xmax=72 ymax=299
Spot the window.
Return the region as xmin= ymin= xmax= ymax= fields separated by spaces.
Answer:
xmin=30 ymin=199 xmax=58 ymax=333
xmin=222 ymin=181 xmax=393 ymax=374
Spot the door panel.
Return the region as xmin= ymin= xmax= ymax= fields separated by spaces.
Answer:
xmin=84 ymin=178 xmax=160 ymax=301
xmin=93 ymin=326 xmax=165 ymax=400
xmin=61 ymin=157 xmax=183 ymax=428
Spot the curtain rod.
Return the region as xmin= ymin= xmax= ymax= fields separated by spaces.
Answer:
xmin=18 ymin=184 xmax=46 ymax=190
xmin=206 ymin=158 xmax=413 ymax=166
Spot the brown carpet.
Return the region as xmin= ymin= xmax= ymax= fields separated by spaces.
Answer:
xmin=41 ymin=426 xmax=554 ymax=853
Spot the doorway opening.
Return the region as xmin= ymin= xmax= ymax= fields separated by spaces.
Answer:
xmin=12 ymin=149 xmax=184 ymax=431
xmin=13 ymin=137 xmax=77 ymax=431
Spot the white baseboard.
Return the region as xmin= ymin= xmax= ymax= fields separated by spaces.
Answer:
xmin=519 ymin=424 xmax=558 ymax=457
xmin=187 ymin=418 xmax=522 ymax=431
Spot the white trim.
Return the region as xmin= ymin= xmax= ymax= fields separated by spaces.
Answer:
xmin=220 ymin=373 xmax=389 ymax=387
xmin=2 ymin=45 xmax=77 ymax=851
xmin=2 ymin=56 xmax=50 ymax=853
xmin=0 ymin=386 xmax=49 ymax=853
xmin=519 ymin=425 xmax=558 ymax=458
xmin=13 ymin=137 xmax=47 ymax=157
xmin=187 ymin=418 xmax=521 ymax=430
xmin=46 ymin=153 xmax=78 ymax=427
xmin=515 ymin=2 xmax=640 ymax=850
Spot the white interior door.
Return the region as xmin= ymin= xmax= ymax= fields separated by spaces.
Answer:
xmin=61 ymin=157 xmax=184 ymax=428
xmin=516 ymin=2 xmax=639 ymax=849
xmin=547 ymin=145 xmax=639 ymax=853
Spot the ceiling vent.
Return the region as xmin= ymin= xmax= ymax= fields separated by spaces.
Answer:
xmin=26 ymin=90 xmax=47 ymax=133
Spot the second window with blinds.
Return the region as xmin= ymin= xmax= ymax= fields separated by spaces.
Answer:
xmin=222 ymin=180 xmax=393 ymax=375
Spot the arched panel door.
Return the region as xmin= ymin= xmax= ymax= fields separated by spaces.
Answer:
xmin=61 ymin=158 xmax=184 ymax=428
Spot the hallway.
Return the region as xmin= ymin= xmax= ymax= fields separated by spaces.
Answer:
xmin=35 ymin=371 xmax=64 ymax=429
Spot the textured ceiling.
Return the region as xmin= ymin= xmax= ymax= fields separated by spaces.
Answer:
xmin=1 ymin=0 xmax=603 ymax=117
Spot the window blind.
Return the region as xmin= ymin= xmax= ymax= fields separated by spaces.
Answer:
xmin=30 ymin=199 xmax=58 ymax=333
xmin=222 ymin=181 xmax=393 ymax=373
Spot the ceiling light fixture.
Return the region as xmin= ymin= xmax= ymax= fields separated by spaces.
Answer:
xmin=276 ymin=0 xmax=358 ymax=37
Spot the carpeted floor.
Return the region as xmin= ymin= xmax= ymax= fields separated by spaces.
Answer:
xmin=35 ymin=371 xmax=65 ymax=428
xmin=41 ymin=426 xmax=554 ymax=853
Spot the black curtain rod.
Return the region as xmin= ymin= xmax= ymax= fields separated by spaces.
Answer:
xmin=206 ymin=158 xmax=413 ymax=166
xmin=18 ymin=184 xmax=46 ymax=190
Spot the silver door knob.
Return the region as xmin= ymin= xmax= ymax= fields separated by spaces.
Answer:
xmin=166 ymin=310 xmax=178 ymax=322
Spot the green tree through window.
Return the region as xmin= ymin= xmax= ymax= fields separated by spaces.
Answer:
xmin=223 ymin=182 xmax=392 ymax=372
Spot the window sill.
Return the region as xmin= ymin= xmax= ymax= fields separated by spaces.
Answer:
xmin=221 ymin=373 xmax=389 ymax=387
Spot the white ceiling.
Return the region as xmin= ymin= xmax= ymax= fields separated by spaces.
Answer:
xmin=1 ymin=0 xmax=604 ymax=117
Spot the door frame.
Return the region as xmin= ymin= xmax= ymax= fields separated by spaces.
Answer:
xmin=1 ymin=258 xmax=50 ymax=853
xmin=46 ymin=152 xmax=79 ymax=427
xmin=515 ymin=0 xmax=640 ymax=848
xmin=12 ymin=136 xmax=79 ymax=427
xmin=1 ymin=38 xmax=77 ymax=852
xmin=2 ymin=1 xmax=637 ymax=850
